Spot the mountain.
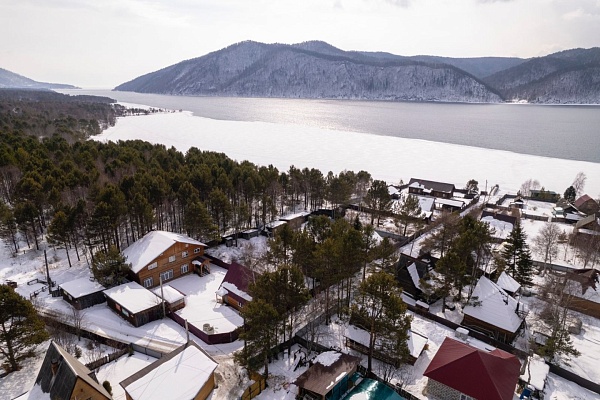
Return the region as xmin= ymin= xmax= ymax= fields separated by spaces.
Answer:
xmin=115 ymin=41 xmax=503 ymax=103
xmin=0 ymin=68 xmax=78 ymax=90
xmin=483 ymin=48 xmax=600 ymax=103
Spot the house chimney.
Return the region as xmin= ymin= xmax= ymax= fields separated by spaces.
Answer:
xmin=51 ymin=358 xmax=59 ymax=377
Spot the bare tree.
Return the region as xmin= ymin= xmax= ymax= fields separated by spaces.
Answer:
xmin=70 ymin=306 xmax=87 ymax=341
xmin=519 ymin=179 xmax=540 ymax=197
xmin=571 ymin=172 xmax=587 ymax=197
xmin=533 ymin=223 xmax=561 ymax=275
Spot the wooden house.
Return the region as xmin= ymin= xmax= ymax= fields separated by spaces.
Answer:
xmin=573 ymin=214 xmax=600 ymax=237
xmin=279 ymin=211 xmax=310 ymax=230
xmin=395 ymin=252 xmax=439 ymax=304
xmin=263 ymin=220 xmax=287 ymax=237
xmin=120 ymin=341 xmax=218 ymax=400
xmin=564 ymin=268 xmax=600 ymax=318
xmin=408 ymin=178 xmax=455 ymax=199
xmin=122 ymin=230 xmax=208 ymax=289
xmin=294 ymin=352 xmax=361 ymax=400
xmin=529 ymin=189 xmax=560 ymax=202
xmin=59 ymin=277 xmax=106 ymax=310
xmin=103 ymin=282 xmax=163 ymax=327
xmin=424 ymin=337 xmax=520 ymax=400
xmin=217 ymin=261 xmax=255 ymax=310
xmin=29 ymin=341 xmax=112 ymax=400
xmin=151 ymin=284 xmax=186 ymax=312
xmin=574 ymin=194 xmax=599 ymax=216
xmin=462 ymin=276 xmax=526 ymax=344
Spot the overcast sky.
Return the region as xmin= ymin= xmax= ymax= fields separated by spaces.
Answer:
xmin=1 ymin=0 xmax=599 ymax=88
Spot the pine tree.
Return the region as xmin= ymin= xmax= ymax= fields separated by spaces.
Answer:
xmin=91 ymin=246 xmax=131 ymax=287
xmin=0 ymin=285 xmax=49 ymax=371
xmin=501 ymin=220 xmax=534 ymax=287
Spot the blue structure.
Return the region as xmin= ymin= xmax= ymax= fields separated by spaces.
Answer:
xmin=345 ymin=379 xmax=405 ymax=400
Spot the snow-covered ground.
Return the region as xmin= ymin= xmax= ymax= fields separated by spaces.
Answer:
xmin=94 ymin=110 xmax=600 ymax=198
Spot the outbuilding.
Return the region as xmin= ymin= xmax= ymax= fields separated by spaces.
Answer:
xmin=103 ymin=282 xmax=163 ymax=327
xmin=59 ymin=277 xmax=106 ymax=310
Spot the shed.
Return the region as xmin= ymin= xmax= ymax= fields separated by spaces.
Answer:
xmin=496 ymin=271 xmax=521 ymax=297
xmin=218 ymin=261 xmax=255 ymax=310
xmin=59 ymin=277 xmax=106 ymax=310
xmin=294 ymin=352 xmax=361 ymax=400
xmin=263 ymin=220 xmax=287 ymax=236
xmin=574 ymin=194 xmax=599 ymax=215
xmin=395 ymin=253 xmax=438 ymax=304
xmin=103 ymin=282 xmax=163 ymax=327
xmin=120 ymin=341 xmax=218 ymax=400
xmin=424 ymin=337 xmax=520 ymax=400
xmin=279 ymin=211 xmax=310 ymax=230
xmin=241 ymin=228 xmax=260 ymax=240
xmin=519 ymin=356 xmax=550 ymax=397
xmin=151 ymin=284 xmax=186 ymax=312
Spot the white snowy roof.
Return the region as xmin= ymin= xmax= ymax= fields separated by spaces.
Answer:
xmin=345 ymin=324 xmax=427 ymax=359
xmin=388 ymin=186 xmax=399 ymax=196
xmin=123 ymin=344 xmax=217 ymax=400
xmin=407 ymin=263 xmax=422 ymax=290
xmin=496 ymin=271 xmax=521 ymax=294
xmin=103 ymin=282 xmax=161 ymax=314
xmin=220 ymin=281 xmax=253 ymax=301
xmin=481 ymin=215 xmax=513 ymax=240
xmin=463 ymin=276 xmax=524 ymax=333
xmin=417 ymin=196 xmax=435 ymax=212
xmin=520 ymin=356 xmax=549 ymax=391
xmin=314 ymin=351 xmax=341 ymax=367
xmin=59 ymin=277 xmax=105 ymax=297
xmin=151 ymin=285 xmax=185 ymax=304
xmin=279 ymin=211 xmax=310 ymax=221
xmin=123 ymin=231 xmax=206 ymax=273
xmin=266 ymin=220 xmax=287 ymax=229
xmin=435 ymin=198 xmax=465 ymax=208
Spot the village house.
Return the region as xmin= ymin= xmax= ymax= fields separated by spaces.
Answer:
xmin=27 ymin=341 xmax=112 ymax=400
xmin=574 ymin=194 xmax=600 ymax=216
xmin=528 ymin=189 xmax=560 ymax=202
xmin=564 ymin=268 xmax=600 ymax=318
xmin=462 ymin=276 xmax=526 ymax=343
xmin=217 ymin=261 xmax=255 ymax=310
xmin=573 ymin=214 xmax=600 ymax=237
xmin=103 ymin=282 xmax=163 ymax=327
xmin=122 ymin=230 xmax=208 ymax=289
xmin=395 ymin=252 xmax=439 ymax=304
xmin=120 ymin=341 xmax=218 ymax=400
xmin=408 ymin=178 xmax=455 ymax=199
xmin=294 ymin=351 xmax=361 ymax=400
xmin=59 ymin=277 xmax=106 ymax=310
xmin=424 ymin=337 xmax=521 ymax=400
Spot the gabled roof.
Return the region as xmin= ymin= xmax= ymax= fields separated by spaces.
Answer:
xmin=103 ymin=282 xmax=161 ymax=313
xmin=408 ymin=178 xmax=455 ymax=194
xmin=575 ymin=214 xmax=599 ymax=230
xmin=151 ymin=284 xmax=185 ymax=303
xmin=59 ymin=277 xmax=105 ymax=298
xmin=219 ymin=262 xmax=256 ymax=302
xmin=120 ymin=341 xmax=218 ymax=400
xmin=294 ymin=352 xmax=361 ymax=396
xmin=123 ymin=231 xmax=206 ymax=273
xmin=463 ymin=276 xmax=524 ymax=333
xmin=424 ymin=337 xmax=520 ymax=400
xmin=574 ymin=194 xmax=595 ymax=208
xmin=496 ymin=271 xmax=521 ymax=294
xmin=34 ymin=341 xmax=111 ymax=400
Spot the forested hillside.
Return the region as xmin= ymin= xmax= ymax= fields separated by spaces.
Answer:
xmin=0 ymin=90 xmax=380 ymax=262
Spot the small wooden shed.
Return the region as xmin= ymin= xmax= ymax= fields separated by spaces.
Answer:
xmin=59 ymin=277 xmax=106 ymax=310
xmin=103 ymin=282 xmax=163 ymax=327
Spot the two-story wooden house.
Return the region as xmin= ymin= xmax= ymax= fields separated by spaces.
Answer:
xmin=122 ymin=231 xmax=208 ymax=289
xmin=408 ymin=178 xmax=455 ymax=199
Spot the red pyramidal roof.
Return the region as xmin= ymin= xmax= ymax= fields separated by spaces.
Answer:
xmin=424 ymin=337 xmax=520 ymax=400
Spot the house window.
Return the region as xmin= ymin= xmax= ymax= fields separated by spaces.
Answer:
xmin=238 ymin=301 xmax=243 ymax=308
xmin=115 ymin=303 xmax=121 ymax=311
xmin=122 ymin=308 xmax=129 ymax=317
xmin=181 ymin=264 xmax=189 ymax=274
xmin=193 ymin=248 xmax=201 ymax=254
xmin=168 ymin=255 xmax=176 ymax=263
xmin=143 ymin=277 xmax=154 ymax=288
xmin=148 ymin=262 xmax=157 ymax=270
xmin=160 ymin=269 xmax=174 ymax=281
xmin=182 ymin=251 xmax=188 ymax=258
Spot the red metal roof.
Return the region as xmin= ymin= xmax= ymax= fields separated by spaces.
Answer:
xmin=222 ymin=262 xmax=255 ymax=294
xmin=574 ymin=194 xmax=593 ymax=208
xmin=423 ymin=337 xmax=520 ymax=400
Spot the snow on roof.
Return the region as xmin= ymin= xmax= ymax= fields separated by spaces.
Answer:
xmin=496 ymin=271 xmax=521 ymax=294
xmin=417 ymin=196 xmax=435 ymax=212
xmin=123 ymin=231 xmax=206 ymax=273
xmin=463 ymin=276 xmax=524 ymax=333
xmin=18 ymin=384 xmax=51 ymax=400
xmin=388 ymin=186 xmax=399 ymax=195
xmin=345 ymin=324 xmax=427 ymax=359
xmin=407 ymin=263 xmax=422 ymax=290
xmin=266 ymin=220 xmax=287 ymax=229
xmin=151 ymin=285 xmax=185 ymax=304
xmin=435 ymin=198 xmax=465 ymax=208
xmin=122 ymin=343 xmax=217 ymax=400
xmin=279 ymin=211 xmax=310 ymax=221
xmin=220 ymin=281 xmax=252 ymax=301
xmin=520 ymin=356 xmax=549 ymax=391
xmin=481 ymin=215 xmax=513 ymax=240
xmin=59 ymin=277 xmax=105 ymax=298
xmin=314 ymin=351 xmax=341 ymax=367
xmin=103 ymin=282 xmax=161 ymax=314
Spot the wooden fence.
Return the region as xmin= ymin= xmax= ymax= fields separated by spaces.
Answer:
xmin=85 ymin=346 xmax=129 ymax=370
xmin=168 ymin=311 xmax=239 ymax=345
xmin=239 ymin=371 xmax=267 ymax=400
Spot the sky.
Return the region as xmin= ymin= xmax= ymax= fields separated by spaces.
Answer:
xmin=1 ymin=0 xmax=599 ymax=88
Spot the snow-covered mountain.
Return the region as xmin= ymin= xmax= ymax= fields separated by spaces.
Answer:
xmin=0 ymin=67 xmax=77 ymax=89
xmin=115 ymin=41 xmax=600 ymax=104
xmin=114 ymin=41 xmax=503 ymax=103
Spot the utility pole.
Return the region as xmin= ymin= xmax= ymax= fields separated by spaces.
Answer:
xmin=44 ymin=249 xmax=52 ymax=287
xmin=160 ymin=275 xmax=166 ymax=318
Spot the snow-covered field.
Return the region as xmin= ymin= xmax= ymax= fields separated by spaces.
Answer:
xmin=94 ymin=110 xmax=600 ymax=197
